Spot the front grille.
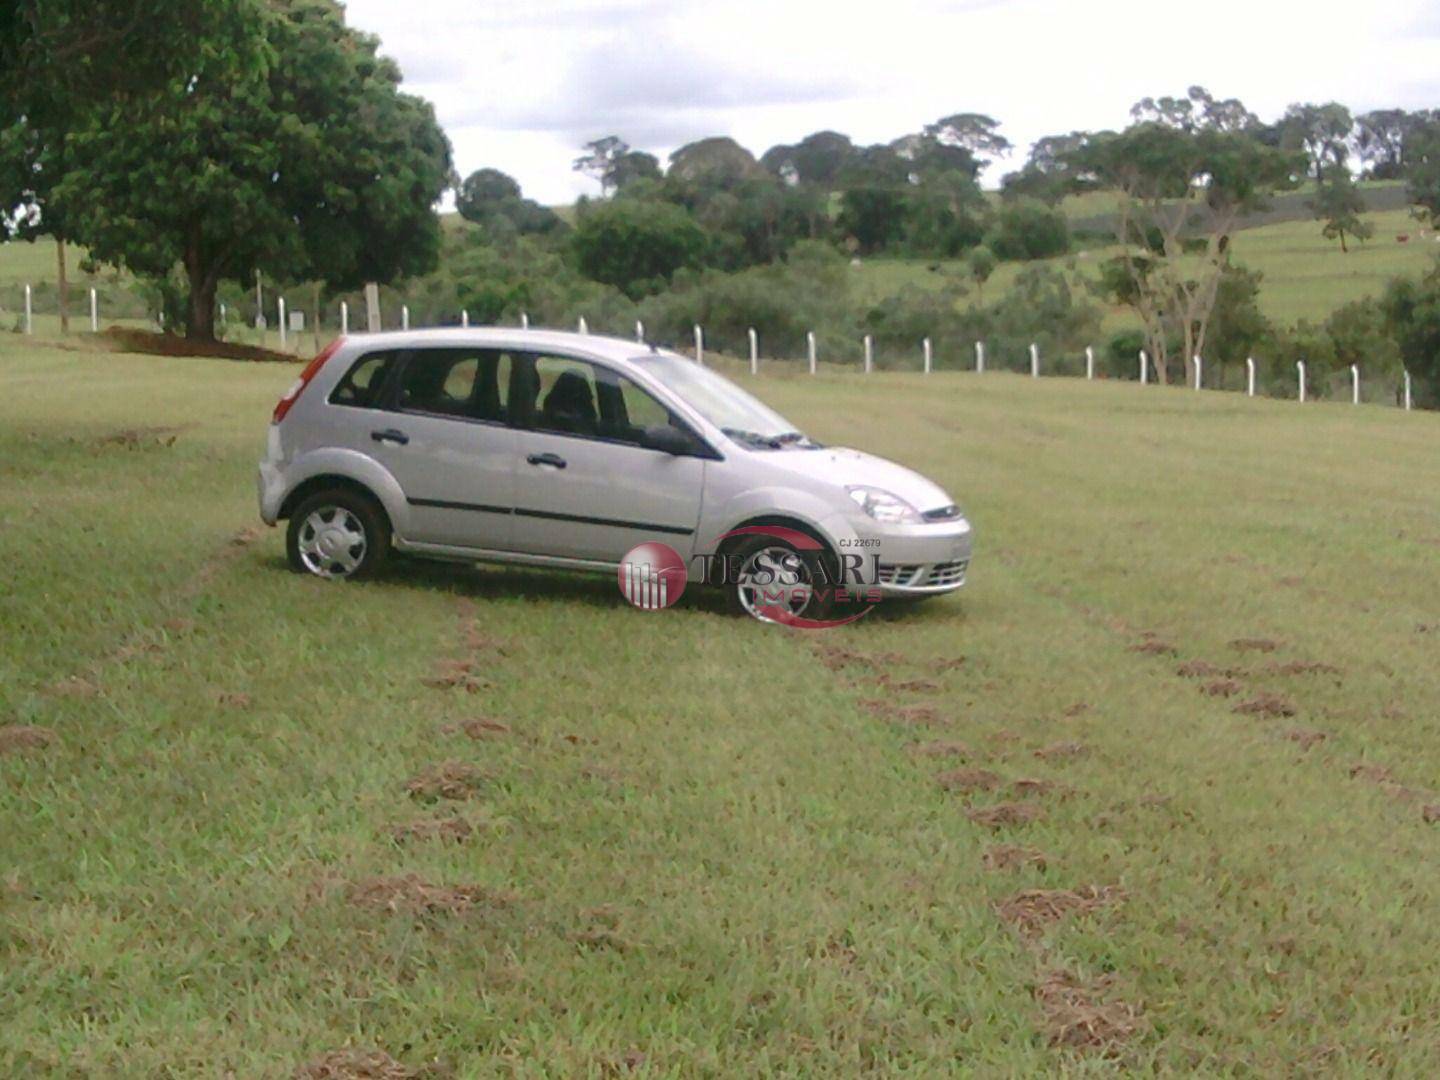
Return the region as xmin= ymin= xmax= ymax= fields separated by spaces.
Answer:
xmin=922 ymin=504 xmax=962 ymax=522
xmin=876 ymin=563 xmax=922 ymax=587
xmin=927 ymin=559 xmax=969 ymax=587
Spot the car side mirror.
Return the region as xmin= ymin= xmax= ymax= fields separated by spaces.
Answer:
xmin=640 ymin=423 xmax=702 ymax=456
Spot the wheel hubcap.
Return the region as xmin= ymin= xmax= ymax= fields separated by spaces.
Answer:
xmin=297 ymin=506 xmax=367 ymax=578
xmin=736 ymin=546 xmax=814 ymax=623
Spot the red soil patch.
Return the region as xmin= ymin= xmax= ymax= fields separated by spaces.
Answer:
xmin=860 ymin=700 xmax=944 ymax=726
xmin=908 ymin=739 xmax=974 ymax=759
xmin=1012 ymin=777 xmax=1068 ymax=798
xmin=94 ymin=424 xmax=192 ymax=449
xmin=936 ymin=768 xmax=1001 ymax=793
xmin=571 ymin=928 xmax=630 ymax=951
xmin=1034 ymin=741 xmax=1087 ymax=760
xmin=1062 ymin=702 xmax=1090 ymax=718
xmin=814 ymin=645 xmax=903 ymax=672
xmin=460 ymin=626 xmax=511 ymax=656
xmin=162 ymin=617 xmax=197 ymax=634
xmin=422 ymin=658 xmax=493 ymax=693
xmin=296 ymin=1047 xmax=414 ymax=1079
xmin=1230 ymin=637 xmax=1283 ymax=653
xmin=47 ymin=676 xmax=99 ymax=699
xmin=983 ymin=844 xmax=1048 ymax=871
xmin=872 ymin=675 xmax=942 ymax=694
xmin=1201 ymin=679 xmax=1243 ymax=697
xmin=216 ymin=691 xmax=252 ymax=709
xmin=1128 ymin=640 xmax=1177 ymax=656
xmin=929 ymin=656 xmax=968 ymax=672
xmin=405 ymin=761 xmax=486 ymax=801
xmin=1423 ymin=805 xmax=1440 ymax=825
xmin=997 ymin=885 xmax=1125 ymax=935
xmin=443 ymin=717 xmax=512 ymax=739
xmin=348 ymin=874 xmax=511 ymax=916
xmin=1265 ymin=660 xmax=1341 ymax=677
xmin=101 ymin=326 xmax=298 ymax=364
xmin=968 ymin=801 xmax=1046 ymax=828
xmin=1349 ymin=762 xmax=1395 ymax=784
xmin=388 ymin=817 xmax=474 ymax=844
xmin=1282 ymin=727 xmax=1328 ymax=750
xmin=1233 ymin=693 xmax=1296 ymax=718
xmin=0 ymin=725 xmax=57 ymax=755
xmin=1035 ymin=970 xmax=1144 ymax=1054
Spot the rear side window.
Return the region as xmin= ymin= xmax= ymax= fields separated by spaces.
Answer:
xmin=328 ymin=351 xmax=395 ymax=409
xmin=395 ymin=349 xmax=510 ymax=422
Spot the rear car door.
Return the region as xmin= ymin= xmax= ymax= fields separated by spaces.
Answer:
xmin=361 ymin=347 xmax=518 ymax=549
xmin=509 ymin=353 xmax=706 ymax=563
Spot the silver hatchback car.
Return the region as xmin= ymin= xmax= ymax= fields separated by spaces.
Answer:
xmin=258 ymin=329 xmax=972 ymax=623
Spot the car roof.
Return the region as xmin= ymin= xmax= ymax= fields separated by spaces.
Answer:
xmin=335 ymin=327 xmax=664 ymax=369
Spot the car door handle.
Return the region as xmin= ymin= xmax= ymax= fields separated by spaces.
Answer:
xmin=371 ymin=428 xmax=409 ymax=446
xmin=526 ymin=452 xmax=567 ymax=469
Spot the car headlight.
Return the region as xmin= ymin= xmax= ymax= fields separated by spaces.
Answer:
xmin=847 ymin=486 xmax=923 ymax=525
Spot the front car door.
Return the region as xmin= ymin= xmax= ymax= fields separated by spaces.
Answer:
xmin=509 ymin=353 xmax=707 ymax=563
xmin=364 ymin=347 xmax=518 ymax=550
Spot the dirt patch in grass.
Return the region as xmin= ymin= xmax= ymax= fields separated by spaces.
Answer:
xmin=936 ymin=768 xmax=1001 ymax=793
xmin=295 ymin=1047 xmax=415 ymax=1079
xmin=388 ymin=817 xmax=474 ymax=844
xmin=1282 ymin=727 xmax=1328 ymax=750
xmin=1012 ymin=777 xmax=1069 ymax=798
xmin=101 ymin=326 xmax=299 ymax=364
xmin=571 ymin=928 xmax=630 ymax=951
xmin=929 ymin=656 xmax=968 ymax=672
xmin=1128 ymin=640 xmax=1177 ymax=656
xmin=872 ymin=674 xmax=942 ymax=694
xmin=860 ymin=700 xmax=944 ymax=726
xmin=1176 ymin=660 xmax=1246 ymax=679
xmin=1034 ymin=741 xmax=1087 ymax=760
xmin=1035 ymin=969 xmax=1144 ymax=1055
xmin=1062 ymin=702 xmax=1090 ymax=718
xmin=348 ymin=874 xmax=511 ymax=916
xmin=405 ymin=761 xmax=486 ymax=801
xmin=814 ymin=644 xmax=903 ymax=672
xmin=422 ymin=658 xmax=493 ymax=693
xmin=47 ymin=675 xmax=99 ymax=699
xmin=1201 ymin=679 xmax=1243 ymax=697
xmin=908 ymin=739 xmax=974 ymax=759
xmin=443 ymin=717 xmax=512 ymax=739
xmin=216 ymin=691 xmax=252 ymax=709
xmin=1423 ymin=805 xmax=1440 ymax=824
xmin=968 ymin=801 xmax=1046 ymax=828
xmin=1233 ymin=693 xmax=1297 ymax=718
xmin=0 ymin=725 xmax=57 ymax=755
xmin=1349 ymin=762 xmax=1395 ymax=784
xmin=984 ymin=844 xmax=1049 ymax=871
xmin=997 ymin=885 xmax=1125 ymax=935
xmin=94 ymin=423 xmax=193 ymax=449
xmin=1230 ymin=637 xmax=1283 ymax=653
xmin=1265 ymin=660 xmax=1341 ymax=677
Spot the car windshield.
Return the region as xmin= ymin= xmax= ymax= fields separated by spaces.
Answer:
xmin=631 ymin=351 xmax=816 ymax=449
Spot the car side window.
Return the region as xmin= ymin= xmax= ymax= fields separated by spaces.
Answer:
xmin=329 ymin=351 xmax=395 ymax=409
xmin=395 ymin=349 xmax=509 ymax=422
xmin=523 ymin=354 xmax=684 ymax=448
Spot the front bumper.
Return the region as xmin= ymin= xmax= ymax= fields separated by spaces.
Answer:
xmin=858 ymin=517 xmax=974 ymax=596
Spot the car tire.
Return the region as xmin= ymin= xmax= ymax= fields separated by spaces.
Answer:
xmin=286 ymin=488 xmax=390 ymax=580
xmin=722 ymin=531 xmax=836 ymax=625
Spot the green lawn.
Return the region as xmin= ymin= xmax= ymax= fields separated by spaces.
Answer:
xmin=3 ymin=337 xmax=1439 ymax=1074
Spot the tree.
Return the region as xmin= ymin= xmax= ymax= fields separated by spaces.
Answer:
xmin=1311 ymin=171 xmax=1372 ymax=252
xmin=967 ymin=245 xmax=997 ymax=302
xmin=570 ymin=199 xmax=708 ymax=298
xmin=457 ymin=168 xmax=522 ymax=221
xmin=1074 ymin=105 xmax=1301 ymax=383
xmin=1404 ymin=115 xmax=1440 ymax=227
xmin=984 ymin=199 xmax=1069 ymax=260
xmin=1000 ymin=132 xmax=1099 ymax=204
xmin=1355 ymin=109 xmax=1420 ymax=180
xmin=923 ymin=113 xmax=1010 ymax=168
xmin=51 ymin=0 xmax=451 ymax=341
xmin=1382 ymin=264 xmax=1440 ymax=406
xmin=608 ymin=150 xmax=661 ymax=191
xmin=760 ymin=131 xmax=856 ymax=186
xmin=1130 ymin=86 xmax=1259 ymax=133
xmin=667 ymin=137 xmax=762 ymax=190
xmin=1281 ymin=102 xmax=1354 ymax=181
xmin=573 ymin=136 xmax=630 ymax=195
xmin=837 ymin=188 xmax=909 ymax=253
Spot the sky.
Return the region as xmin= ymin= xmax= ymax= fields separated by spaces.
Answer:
xmin=343 ymin=0 xmax=1440 ymax=206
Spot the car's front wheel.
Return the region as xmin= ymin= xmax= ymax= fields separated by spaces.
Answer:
xmin=723 ymin=533 xmax=835 ymax=625
xmin=286 ymin=488 xmax=390 ymax=580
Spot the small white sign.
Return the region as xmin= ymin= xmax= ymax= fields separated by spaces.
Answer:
xmin=289 ymin=311 xmax=305 ymax=332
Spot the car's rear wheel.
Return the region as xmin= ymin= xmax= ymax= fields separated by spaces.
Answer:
xmin=286 ymin=488 xmax=389 ymax=580
xmin=724 ymin=533 xmax=835 ymax=625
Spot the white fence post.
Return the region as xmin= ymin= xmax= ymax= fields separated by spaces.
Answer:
xmin=278 ymin=297 xmax=287 ymax=348
xmin=577 ymin=315 xmax=587 ymax=334
xmin=1139 ymin=349 xmax=1149 ymax=385
xmin=1404 ymin=369 xmax=1413 ymax=411
xmin=23 ymin=284 xmax=32 ymax=334
xmin=748 ymin=327 xmax=758 ymax=374
xmin=807 ymin=331 xmax=817 ymax=375
xmin=89 ymin=287 xmax=98 ymax=332
xmin=220 ymin=301 xmax=226 ymax=327
xmin=694 ymin=324 xmax=704 ymax=366
xmin=1351 ymin=364 xmax=1360 ymax=405
xmin=635 ymin=320 xmax=644 ymax=343
xmin=1297 ymin=360 xmax=1307 ymax=403
xmin=923 ymin=337 xmax=932 ymax=375
xmin=1029 ymin=342 xmax=1039 ymax=378
xmin=1193 ymin=354 xmax=1202 ymax=390
xmin=520 ymin=311 xmax=529 ymax=330
xmin=1246 ymin=357 xmax=1256 ymax=397
xmin=975 ymin=341 xmax=985 ymax=373
xmin=1085 ymin=345 xmax=1094 ymax=380
xmin=863 ymin=334 xmax=873 ymax=374
xmin=364 ymin=282 xmax=380 ymax=333
xmin=401 ymin=305 xmax=409 ymax=331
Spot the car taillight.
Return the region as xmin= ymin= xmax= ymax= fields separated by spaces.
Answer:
xmin=272 ymin=337 xmax=343 ymax=424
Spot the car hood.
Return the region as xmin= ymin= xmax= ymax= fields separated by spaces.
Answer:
xmin=754 ymin=445 xmax=954 ymax=512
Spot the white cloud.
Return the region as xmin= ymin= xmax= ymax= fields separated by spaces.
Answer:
xmin=343 ymin=0 xmax=1440 ymax=204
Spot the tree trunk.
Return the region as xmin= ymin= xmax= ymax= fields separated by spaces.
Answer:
xmin=182 ymin=226 xmax=218 ymax=342
xmin=1339 ymin=229 xmax=1349 ymax=254
xmin=56 ymin=238 xmax=70 ymax=334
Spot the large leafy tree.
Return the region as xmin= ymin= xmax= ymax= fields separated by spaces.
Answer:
xmin=1076 ymin=102 xmax=1300 ymax=382
xmin=50 ymin=0 xmax=451 ymax=341
xmin=570 ymin=198 xmax=708 ymax=298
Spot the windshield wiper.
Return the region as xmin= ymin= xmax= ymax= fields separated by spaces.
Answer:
xmin=774 ymin=431 xmax=816 ymax=447
xmin=723 ymin=427 xmax=783 ymax=449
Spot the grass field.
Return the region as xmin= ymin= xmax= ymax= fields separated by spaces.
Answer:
xmin=3 ymin=335 xmax=1440 ymax=1075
